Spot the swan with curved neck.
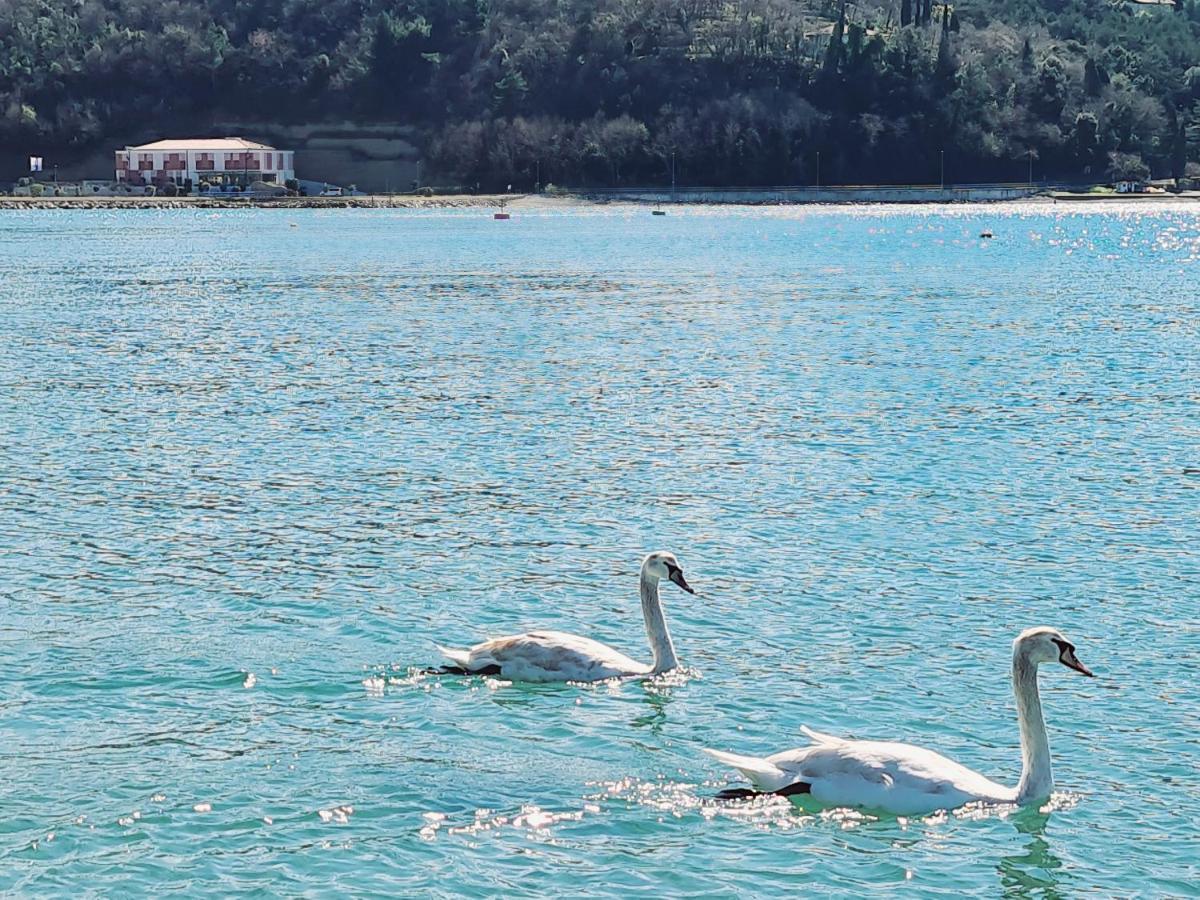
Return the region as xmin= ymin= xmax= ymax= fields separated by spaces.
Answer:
xmin=704 ymin=627 xmax=1094 ymax=815
xmin=433 ymin=552 xmax=694 ymax=682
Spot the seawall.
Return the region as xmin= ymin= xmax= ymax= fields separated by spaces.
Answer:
xmin=0 ymin=194 xmax=519 ymax=210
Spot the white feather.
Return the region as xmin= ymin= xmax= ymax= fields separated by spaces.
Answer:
xmin=702 ymin=749 xmax=792 ymax=792
xmin=435 ymin=645 xmax=472 ymax=668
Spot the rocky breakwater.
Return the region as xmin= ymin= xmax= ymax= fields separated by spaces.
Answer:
xmin=0 ymin=194 xmax=523 ymax=210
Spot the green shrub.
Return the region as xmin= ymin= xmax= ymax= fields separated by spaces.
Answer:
xmin=1108 ymin=152 xmax=1151 ymax=183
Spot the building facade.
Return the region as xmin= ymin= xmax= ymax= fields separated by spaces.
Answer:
xmin=115 ymin=138 xmax=295 ymax=188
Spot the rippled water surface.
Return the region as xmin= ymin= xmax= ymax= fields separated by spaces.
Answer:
xmin=2 ymin=203 xmax=1198 ymax=896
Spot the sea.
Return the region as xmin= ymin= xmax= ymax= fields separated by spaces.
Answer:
xmin=1 ymin=202 xmax=1197 ymax=896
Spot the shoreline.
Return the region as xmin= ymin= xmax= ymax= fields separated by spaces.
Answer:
xmin=1048 ymin=191 xmax=1200 ymax=202
xmin=2 ymin=191 xmax=1198 ymax=210
xmin=0 ymin=193 xmax=525 ymax=210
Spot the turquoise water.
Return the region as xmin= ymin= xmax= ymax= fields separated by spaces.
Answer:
xmin=1 ymin=203 xmax=1197 ymax=896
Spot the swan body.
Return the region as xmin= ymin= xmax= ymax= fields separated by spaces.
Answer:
xmin=705 ymin=627 xmax=1094 ymax=815
xmin=434 ymin=552 xmax=694 ymax=683
xmin=706 ymin=728 xmax=1015 ymax=815
xmin=437 ymin=631 xmax=653 ymax=682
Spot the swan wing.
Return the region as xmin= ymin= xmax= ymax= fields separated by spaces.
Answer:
xmin=703 ymin=748 xmax=794 ymax=792
xmin=799 ymin=725 xmax=849 ymax=746
xmin=436 ymin=644 xmax=473 ymax=668
xmin=771 ymin=737 xmax=1014 ymax=815
xmin=463 ymin=631 xmax=649 ymax=682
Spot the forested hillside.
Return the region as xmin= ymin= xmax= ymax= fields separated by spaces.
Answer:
xmin=2 ymin=0 xmax=1199 ymax=186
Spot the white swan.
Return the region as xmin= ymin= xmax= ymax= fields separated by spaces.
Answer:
xmin=433 ymin=552 xmax=694 ymax=682
xmin=704 ymin=627 xmax=1094 ymax=815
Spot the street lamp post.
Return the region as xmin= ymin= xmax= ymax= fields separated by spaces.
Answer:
xmin=940 ymin=150 xmax=944 ymax=190
xmin=816 ymin=150 xmax=820 ymax=189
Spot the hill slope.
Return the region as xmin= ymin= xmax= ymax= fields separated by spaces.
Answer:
xmin=2 ymin=0 xmax=1198 ymax=185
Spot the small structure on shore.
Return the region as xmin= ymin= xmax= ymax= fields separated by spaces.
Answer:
xmin=115 ymin=137 xmax=294 ymax=192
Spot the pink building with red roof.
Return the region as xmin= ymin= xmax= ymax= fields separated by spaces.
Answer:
xmin=115 ymin=137 xmax=295 ymax=188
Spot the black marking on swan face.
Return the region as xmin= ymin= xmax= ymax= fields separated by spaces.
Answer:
xmin=664 ymin=561 xmax=695 ymax=594
xmin=1050 ymin=637 xmax=1075 ymax=656
xmin=1050 ymin=637 xmax=1094 ymax=676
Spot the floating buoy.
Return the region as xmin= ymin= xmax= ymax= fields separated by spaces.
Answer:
xmin=494 ymin=212 xmax=511 ymax=220
xmin=979 ymin=230 xmax=994 ymax=238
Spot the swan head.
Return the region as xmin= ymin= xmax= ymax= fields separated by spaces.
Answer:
xmin=1014 ymin=627 xmax=1093 ymax=677
xmin=641 ymin=551 xmax=694 ymax=594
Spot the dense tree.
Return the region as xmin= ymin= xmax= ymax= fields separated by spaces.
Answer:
xmin=1071 ymin=111 xmax=1102 ymax=172
xmin=1084 ymin=57 xmax=1107 ymax=97
xmin=2 ymin=0 xmax=1198 ymax=186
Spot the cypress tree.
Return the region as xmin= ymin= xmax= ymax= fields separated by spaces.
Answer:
xmin=1084 ymin=57 xmax=1106 ymax=96
xmin=936 ymin=4 xmax=954 ymax=77
xmin=823 ymin=0 xmax=847 ymax=78
xmin=1170 ymin=111 xmax=1187 ymax=180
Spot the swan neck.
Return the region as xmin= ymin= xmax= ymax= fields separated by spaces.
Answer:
xmin=639 ymin=571 xmax=677 ymax=673
xmin=1013 ymin=652 xmax=1053 ymax=804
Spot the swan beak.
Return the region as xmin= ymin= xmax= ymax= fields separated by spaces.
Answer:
xmin=1060 ymin=646 xmax=1094 ymax=677
xmin=667 ymin=565 xmax=695 ymax=594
